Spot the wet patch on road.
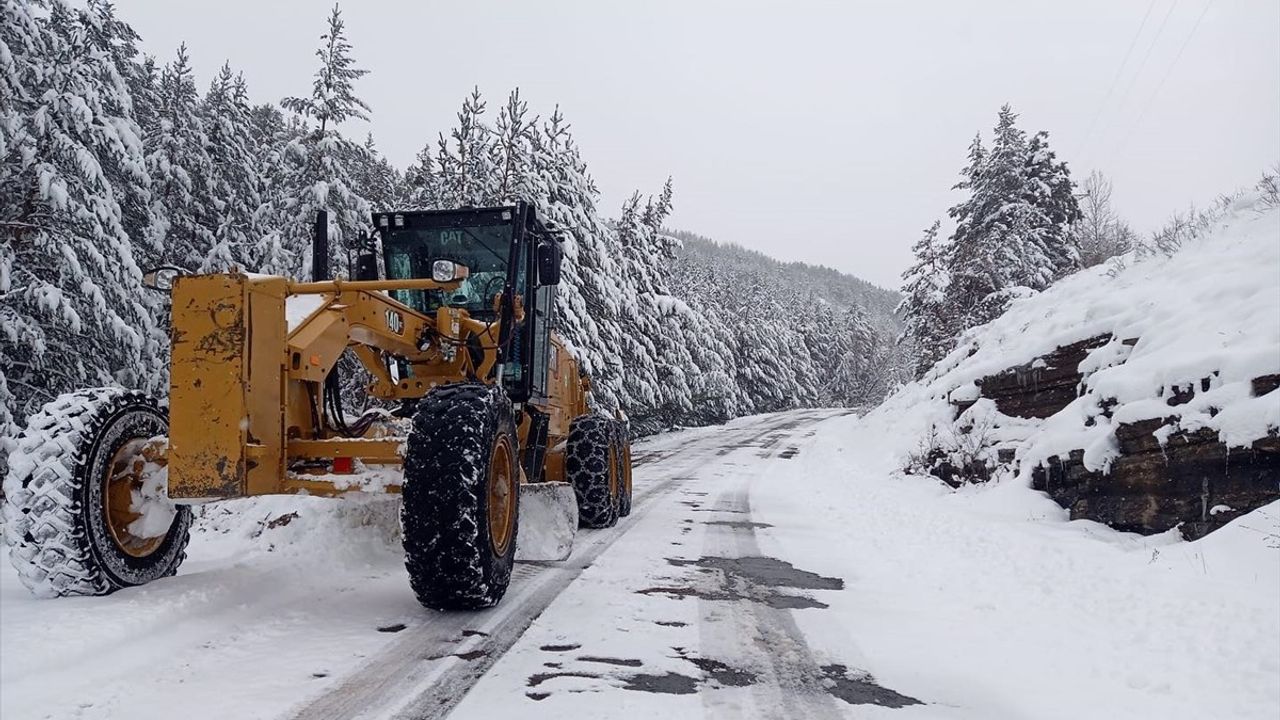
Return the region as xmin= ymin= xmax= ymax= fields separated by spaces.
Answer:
xmin=620 ymin=671 xmax=700 ymax=694
xmin=526 ymin=670 xmax=600 ymax=687
xmin=539 ymin=643 xmax=582 ymax=652
xmin=454 ymin=649 xmax=486 ymax=661
xmin=821 ymin=664 xmax=922 ymax=708
xmin=578 ymin=655 xmax=644 ymax=667
xmin=682 ymin=656 xmax=757 ymax=687
xmin=617 ymin=652 xmax=758 ymax=695
xmin=671 ymin=556 xmax=843 ymax=592
xmin=703 ymin=519 xmax=773 ymax=530
xmin=376 ymin=623 xmax=407 ymax=633
xmin=637 ymin=556 xmax=844 ymax=609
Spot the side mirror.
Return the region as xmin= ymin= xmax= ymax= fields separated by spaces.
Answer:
xmin=142 ymin=265 xmax=188 ymax=292
xmin=536 ymin=241 xmax=562 ymax=286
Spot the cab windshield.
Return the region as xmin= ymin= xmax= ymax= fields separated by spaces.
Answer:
xmin=384 ymin=224 xmax=517 ymax=317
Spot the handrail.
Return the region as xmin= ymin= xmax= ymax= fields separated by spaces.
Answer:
xmin=285 ymin=277 xmax=464 ymax=294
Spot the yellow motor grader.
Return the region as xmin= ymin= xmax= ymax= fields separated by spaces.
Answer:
xmin=2 ymin=203 xmax=632 ymax=610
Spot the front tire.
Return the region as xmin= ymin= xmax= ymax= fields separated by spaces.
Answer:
xmin=567 ymin=415 xmax=618 ymax=528
xmin=2 ymin=388 xmax=191 ymax=598
xmin=402 ymin=383 xmax=519 ymax=610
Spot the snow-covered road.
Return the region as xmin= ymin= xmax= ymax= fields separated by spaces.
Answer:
xmin=3 ymin=408 xmax=1276 ymax=720
xmin=1 ymin=409 xmax=855 ymax=720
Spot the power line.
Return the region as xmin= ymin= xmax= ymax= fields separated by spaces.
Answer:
xmin=1081 ymin=0 xmax=1158 ymax=151
xmin=1116 ymin=0 xmax=1214 ymax=157
xmin=1102 ymin=0 xmax=1181 ymax=140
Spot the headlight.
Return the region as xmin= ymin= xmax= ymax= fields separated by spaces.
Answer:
xmin=431 ymin=260 xmax=458 ymax=282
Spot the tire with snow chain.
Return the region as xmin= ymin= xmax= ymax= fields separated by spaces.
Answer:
xmin=614 ymin=421 xmax=633 ymax=518
xmin=402 ymin=382 xmax=519 ymax=610
xmin=2 ymin=388 xmax=192 ymax=598
xmin=567 ymin=414 xmax=618 ymax=528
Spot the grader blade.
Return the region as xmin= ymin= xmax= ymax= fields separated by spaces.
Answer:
xmin=515 ymin=482 xmax=579 ymax=562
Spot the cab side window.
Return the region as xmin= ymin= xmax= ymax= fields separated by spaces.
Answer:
xmin=530 ymin=284 xmax=555 ymax=397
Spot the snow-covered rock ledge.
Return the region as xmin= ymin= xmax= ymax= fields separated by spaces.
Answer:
xmin=887 ymin=192 xmax=1280 ymax=539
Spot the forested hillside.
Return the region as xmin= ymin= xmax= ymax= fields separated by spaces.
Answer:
xmin=668 ymin=231 xmax=903 ymax=425
xmin=0 ymin=0 xmax=901 ymax=458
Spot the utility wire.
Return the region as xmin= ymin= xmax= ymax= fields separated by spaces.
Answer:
xmin=1116 ymin=0 xmax=1214 ymax=157
xmin=1081 ymin=0 xmax=1158 ymax=151
xmin=1102 ymin=0 xmax=1181 ymax=143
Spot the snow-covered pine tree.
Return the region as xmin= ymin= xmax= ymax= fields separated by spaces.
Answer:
xmin=434 ymin=87 xmax=495 ymax=209
xmin=944 ymin=105 xmax=1081 ymax=335
xmin=0 ymin=0 xmax=163 ymax=458
xmin=343 ymin=134 xmax=403 ymax=211
xmin=491 ymin=89 xmax=536 ymax=203
xmin=1023 ymin=129 xmax=1081 ymax=279
xmin=525 ymin=106 xmax=629 ymax=414
xmin=942 ymin=132 xmax=995 ymax=331
xmin=81 ymin=0 xmax=155 ymax=248
xmin=200 ymin=64 xmax=264 ymax=272
xmin=246 ymin=102 xmax=300 ymax=273
xmin=270 ymin=2 xmax=372 ymax=278
xmin=898 ymin=220 xmax=952 ymax=377
xmin=144 ymin=44 xmax=217 ymax=270
xmin=402 ymin=142 xmax=441 ymax=210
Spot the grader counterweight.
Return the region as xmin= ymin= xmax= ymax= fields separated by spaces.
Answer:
xmin=2 ymin=202 xmax=633 ymax=610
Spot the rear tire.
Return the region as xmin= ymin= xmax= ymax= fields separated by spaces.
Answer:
xmin=567 ymin=415 xmax=618 ymax=528
xmin=402 ymin=383 xmax=519 ymax=610
xmin=2 ymin=388 xmax=191 ymax=598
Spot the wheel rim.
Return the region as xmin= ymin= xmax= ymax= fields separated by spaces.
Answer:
xmin=103 ymin=439 xmax=166 ymax=558
xmin=487 ymin=436 xmax=516 ymax=555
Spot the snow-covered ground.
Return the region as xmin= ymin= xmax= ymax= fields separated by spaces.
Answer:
xmin=4 ymin=406 xmax=1274 ymax=719
xmin=455 ymin=410 xmax=1279 ymax=720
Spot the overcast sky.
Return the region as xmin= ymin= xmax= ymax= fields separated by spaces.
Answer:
xmin=115 ymin=0 xmax=1279 ymax=289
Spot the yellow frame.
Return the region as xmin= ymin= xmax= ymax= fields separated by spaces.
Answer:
xmin=165 ymin=273 xmax=588 ymax=502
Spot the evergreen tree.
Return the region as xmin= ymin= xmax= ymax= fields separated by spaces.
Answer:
xmin=200 ymin=64 xmax=264 ymax=271
xmin=267 ymin=3 xmax=372 ymax=278
xmin=943 ymin=105 xmax=1082 ymax=334
xmin=144 ymin=44 xmax=216 ymax=269
xmin=343 ymin=133 xmax=402 ymax=211
xmin=898 ymin=220 xmax=952 ymax=377
xmin=1 ymin=0 xmax=163 ymax=449
xmin=434 ymin=87 xmax=494 ymax=208
xmin=1024 ymin=129 xmax=1081 ymax=276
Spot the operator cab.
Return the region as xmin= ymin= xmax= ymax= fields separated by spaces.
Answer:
xmin=366 ymin=202 xmax=563 ymax=403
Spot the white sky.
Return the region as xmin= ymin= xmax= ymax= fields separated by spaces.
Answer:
xmin=116 ymin=0 xmax=1279 ymax=289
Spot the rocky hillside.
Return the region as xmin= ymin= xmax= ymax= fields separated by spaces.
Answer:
xmin=876 ymin=192 xmax=1279 ymax=539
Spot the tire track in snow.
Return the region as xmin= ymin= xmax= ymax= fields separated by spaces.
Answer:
xmin=286 ymin=411 xmax=839 ymax=720
xmin=695 ymin=486 xmax=844 ymax=720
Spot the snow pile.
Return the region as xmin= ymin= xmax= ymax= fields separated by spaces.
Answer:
xmin=875 ymin=192 xmax=1280 ymax=480
xmin=515 ymin=481 xmax=578 ymax=562
xmin=191 ymin=494 xmax=403 ymax=562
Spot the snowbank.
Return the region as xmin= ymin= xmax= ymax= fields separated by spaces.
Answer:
xmin=875 ymin=193 xmax=1280 ymax=483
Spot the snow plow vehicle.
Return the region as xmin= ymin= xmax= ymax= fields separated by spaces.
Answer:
xmin=3 ymin=203 xmax=633 ymax=610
